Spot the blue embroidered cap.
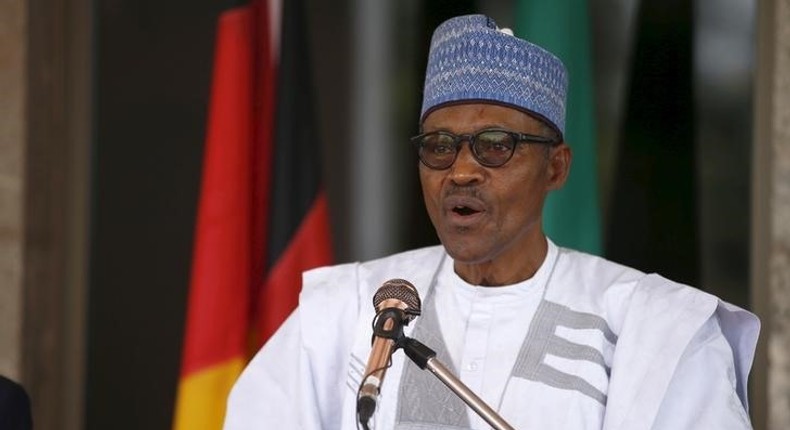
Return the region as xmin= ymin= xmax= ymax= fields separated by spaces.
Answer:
xmin=421 ymin=14 xmax=568 ymax=137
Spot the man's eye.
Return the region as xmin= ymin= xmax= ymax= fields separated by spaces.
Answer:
xmin=490 ymin=141 xmax=511 ymax=152
xmin=424 ymin=139 xmax=454 ymax=154
xmin=477 ymin=132 xmax=513 ymax=152
xmin=478 ymin=139 xmax=511 ymax=153
xmin=433 ymin=143 xmax=454 ymax=154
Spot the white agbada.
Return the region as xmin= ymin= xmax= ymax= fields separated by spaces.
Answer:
xmin=224 ymin=241 xmax=759 ymax=430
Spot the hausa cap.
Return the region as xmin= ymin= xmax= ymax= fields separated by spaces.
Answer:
xmin=421 ymin=14 xmax=568 ymax=137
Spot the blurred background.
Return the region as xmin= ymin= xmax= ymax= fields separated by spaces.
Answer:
xmin=1 ymin=0 xmax=788 ymax=428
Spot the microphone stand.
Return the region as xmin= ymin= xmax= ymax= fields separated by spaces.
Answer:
xmin=399 ymin=337 xmax=515 ymax=430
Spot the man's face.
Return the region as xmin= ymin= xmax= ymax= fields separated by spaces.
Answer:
xmin=419 ymin=103 xmax=569 ymax=268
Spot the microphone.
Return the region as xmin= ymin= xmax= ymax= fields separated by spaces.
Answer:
xmin=357 ymin=279 xmax=421 ymax=428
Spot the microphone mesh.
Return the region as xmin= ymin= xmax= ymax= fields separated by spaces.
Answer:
xmin=372 ymin=279 xmax=421 ymax=313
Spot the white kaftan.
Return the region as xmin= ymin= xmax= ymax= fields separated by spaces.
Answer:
xmin=224 ymin=241 xmax=759 ymax=430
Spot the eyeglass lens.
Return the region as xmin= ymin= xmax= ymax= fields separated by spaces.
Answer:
xmin=418 ymin=130 xmax=516 ymax=169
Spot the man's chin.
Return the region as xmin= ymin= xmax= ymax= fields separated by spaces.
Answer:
xmin=439 ymin=241 xmax=491 ymax=265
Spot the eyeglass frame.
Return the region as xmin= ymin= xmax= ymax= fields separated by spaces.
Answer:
xmin=410 ymin=128 xmax=561 ymax=170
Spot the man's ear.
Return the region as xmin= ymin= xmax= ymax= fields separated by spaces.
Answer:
xmin=546 ymin=143 xmax=571 ymax=191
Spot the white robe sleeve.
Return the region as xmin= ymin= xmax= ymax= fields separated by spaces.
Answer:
xmin=650 ymin=315 xmax=753 ymax=429
xmin=223 ymin=262 xmax=366 ymax=430
xmin=223 ymin=308 xmax=324 ymax=430
xmin=604 ymin=274 xmax=759 ymax=430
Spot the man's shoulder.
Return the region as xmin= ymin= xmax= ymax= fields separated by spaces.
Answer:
xmin=549 ymin=245 xmax=725 ymax=332
xmin=300 ymin=245 xmax=446 ymax=302
xmin=358 ymin=245 xmax=447 ymax=274
xmin=551 ymin=245 xmax=647 ymax=301
xmin=304 ymin=245 xmax=445 ymax=279
xmin=553 ymin=245 xmax=712 ymax=302
xmin=555 ymin=246 xmax=756 ymax=336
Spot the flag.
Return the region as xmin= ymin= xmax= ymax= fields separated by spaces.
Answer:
xmin=173 ymin=0 xmax=332 ymax=428
xmin=515 ymin=0 xmax=602 ymax=255
xmin=172 ymin=8 xmax=258 ymax=430
xmin=254 ymin=0 xmax=333 ymax=344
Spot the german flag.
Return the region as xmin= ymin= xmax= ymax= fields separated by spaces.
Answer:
xmin=172 ymin=0 xmax=333 ymax=428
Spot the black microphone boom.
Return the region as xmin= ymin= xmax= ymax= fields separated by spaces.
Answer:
xmin=356 ymin=279 xmax=421 ymax=429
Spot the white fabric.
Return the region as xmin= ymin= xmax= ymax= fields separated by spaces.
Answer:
xmin=433 ymin=242 xmax=553 ymax=429
xmin=224 ymin=242 xmax=759 ymax=430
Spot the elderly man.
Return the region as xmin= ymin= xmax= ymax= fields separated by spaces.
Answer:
xmin=224 ymin=14 xmax=758 ymax=429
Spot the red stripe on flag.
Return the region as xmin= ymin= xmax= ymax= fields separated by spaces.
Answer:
xmin=257 ymin=192 xmax=333 ymax=344
xmin=179 ymin=7 xmax=255 ymax=377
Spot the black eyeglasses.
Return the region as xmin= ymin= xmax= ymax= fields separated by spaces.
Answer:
xmin=411 ymin=128 xmax=560 ymax=170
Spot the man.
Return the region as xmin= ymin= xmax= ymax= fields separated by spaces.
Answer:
xmin=224 ymin=14 xmax=759 ymax=429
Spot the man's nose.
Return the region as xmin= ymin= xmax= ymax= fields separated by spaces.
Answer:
xmin=448 ymin=143 xmax=484 ymax=185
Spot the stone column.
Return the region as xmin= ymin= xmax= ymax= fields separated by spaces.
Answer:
xmin=0 ymin=0 xmax=27 ymax=382
xmin=0 ymin=0 xmax=91 ymax=428
xmin=752 ymin=0 xmax=790 ymax=429
xmin=22 ymin=0 xmax=92 ymax=427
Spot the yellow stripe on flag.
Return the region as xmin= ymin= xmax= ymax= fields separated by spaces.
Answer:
xmin=173 ymin=358 xmax=245 ymax=430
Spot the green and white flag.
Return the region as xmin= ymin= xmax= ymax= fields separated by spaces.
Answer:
xmin=516 ymin=0 xmax=602 ymax=255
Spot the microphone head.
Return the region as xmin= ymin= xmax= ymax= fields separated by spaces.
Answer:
xmin=373 ymin=279 xmax=421 ymax=318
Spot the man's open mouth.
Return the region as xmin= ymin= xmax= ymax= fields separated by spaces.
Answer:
xmin=453 ymin=205 xmax=480 ymax=216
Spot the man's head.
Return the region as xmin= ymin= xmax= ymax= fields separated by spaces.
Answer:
xmin=416 ymin=15 xmax=571 ymax=285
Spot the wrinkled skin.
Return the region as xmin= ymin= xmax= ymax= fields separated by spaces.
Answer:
xmin=419 ymin=103 xmax=571 ymax=286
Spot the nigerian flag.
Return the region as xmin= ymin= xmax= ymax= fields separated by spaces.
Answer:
xmin=515 ymin=1 xmax=602 ymax=255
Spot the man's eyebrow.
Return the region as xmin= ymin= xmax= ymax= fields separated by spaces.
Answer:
xmin=420 ymin=123 xmax=513 ymax=133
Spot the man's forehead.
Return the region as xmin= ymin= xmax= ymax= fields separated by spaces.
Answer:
xmin=421 ymin=102 xmax=549 ymax=132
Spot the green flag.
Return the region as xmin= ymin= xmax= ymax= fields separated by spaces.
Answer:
xmin=515 ymin=1 xmax=602 ymax=255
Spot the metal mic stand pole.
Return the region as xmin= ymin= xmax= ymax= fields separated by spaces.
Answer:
xmin=399 ymin=337 xmax=515 ymax=430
